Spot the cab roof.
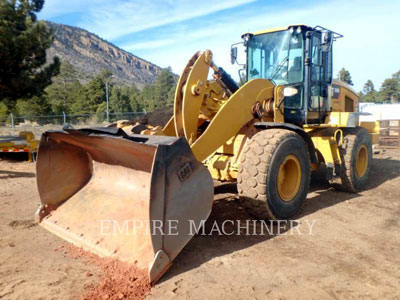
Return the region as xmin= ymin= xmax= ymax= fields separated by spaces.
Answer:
xmin=245 ymin=24 xmax=313 ymax=36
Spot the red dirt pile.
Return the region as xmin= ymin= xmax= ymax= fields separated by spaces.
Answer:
xmin=56 ymin=245 xmax=150 ymax=300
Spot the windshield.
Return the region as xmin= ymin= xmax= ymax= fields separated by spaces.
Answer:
xmin=247 ymin=30 xmax=304 ymax=85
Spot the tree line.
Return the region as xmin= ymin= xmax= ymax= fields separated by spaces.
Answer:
xmin=0 ymin=0 xmax=176 ymax=122
xmin=337 ymin=68 xmax=400 ymax=103
xmin=1 ymin=0 xmax=399 ymax=125
xmin=0 ymin=60 xmax=176 ymax=120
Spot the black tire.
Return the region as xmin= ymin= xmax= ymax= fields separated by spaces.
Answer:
xmin=338 ymin=127 xmax=372 ymax=192
xmin=237 ymin=129 xmax=311 ymax=220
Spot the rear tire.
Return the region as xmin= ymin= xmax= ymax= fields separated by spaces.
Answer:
xmin=237 ymin=129 xmax=311 ymax=220
xmin=338 ymin=127 xmax=372 ymax=192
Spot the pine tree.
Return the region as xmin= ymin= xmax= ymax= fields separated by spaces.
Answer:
xmin=393 ymin=70 xmax=400 ymax=80
xmin=95 ymin=102 xmax=107 ymax=122
xmin=69 ymin=81 xmax=85 ymax=114
xmin=45 ymin=61 xmax=80 ymax=114
xmin=131 ymin=68 xmax=176 ymax=111
xmin=141 ymin=85 xmax=156 ymax=111
xmin=362 ymin=80 xmax=375 ymax=94
xmin=85 ymin=76 xmax=106 ymax=113
xmin=0 ymin=102 xmax=8 ymax=120
xmin=0 ymin=0 xmax=60 ymax=103
xmin=129 ymin=85 xmax=143 ymax=112
xmin=15 ymin=95 xmax=51 ymax=121
xmin=358 ymin=71 xmax=400 ymax=103
xmin=167 ymin=85 xmax=176 ymax=107
xmin=153 ymin=68 xmax=176 ymax=109
xmin=380 ymin=76 xmax=400 ymax=103
xmin=71 ymin=72 xmax=107 ymax=114
xmin=337 ymin=68 xmax=353 ymax=86
xmin=109 ymin=86 xmax=131 ymax=113
xmin=359 ymin=80 xmax=381 ymax=103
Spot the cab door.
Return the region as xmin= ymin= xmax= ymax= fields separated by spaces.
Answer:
xmin=306 ymin=31 xmax=333 ymax=123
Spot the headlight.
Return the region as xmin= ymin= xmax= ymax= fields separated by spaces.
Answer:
xmin=283 ymin=86 xmax=298 ymax=97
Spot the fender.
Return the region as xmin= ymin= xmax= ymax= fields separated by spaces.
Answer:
xmin=254 ymin=122 xmax=318 ymax=163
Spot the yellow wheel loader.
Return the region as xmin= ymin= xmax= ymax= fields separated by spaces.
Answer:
xmin=35 ymin=25 xmax=379 ymax=283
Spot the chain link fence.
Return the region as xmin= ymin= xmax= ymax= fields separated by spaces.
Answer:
xmin=0 ymin=111 xmax=146 ymax=137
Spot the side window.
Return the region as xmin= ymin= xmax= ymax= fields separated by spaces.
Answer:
xmin=249 ymin=47 xmax=261 ymax=79
xmin=332 ymin=84 xmax=340 ymax=99
xmin=287 ymin=32 xmax=303 ymax=84
xmin=311 ymin=35 xmax=322 ymax=82
xmin=309 ymin=34 xmax=329 ymax=111
xmin=322 ymin=47 xmax=333 ymax=84
xmin=265 ymin=48 xmax=274 ymax=78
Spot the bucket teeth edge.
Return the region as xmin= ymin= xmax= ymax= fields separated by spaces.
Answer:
xmin=148 ymin=249 xmax=172 ymax=284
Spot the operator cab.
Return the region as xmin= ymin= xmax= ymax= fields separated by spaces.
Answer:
xmin=233 ymin=25 xmax=342 ymax=126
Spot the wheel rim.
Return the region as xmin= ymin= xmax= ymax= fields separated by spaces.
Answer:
xmin=277 ymin=154 xmax=302 ymax=202
xmin=355 ymin=144 xmax=368 ymax=177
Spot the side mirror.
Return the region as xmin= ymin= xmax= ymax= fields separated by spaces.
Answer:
xmin=321 ymin=30 xmax=333 ymax=52
xmin=231 ymin=47 xmax=238 ymax=64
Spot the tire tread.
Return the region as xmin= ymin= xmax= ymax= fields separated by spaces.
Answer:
xmin=238 ymin=129 xmax=309 ymax=219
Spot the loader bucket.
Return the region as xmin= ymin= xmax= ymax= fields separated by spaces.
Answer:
xmin=35 ymin=128 xmax=213 ymax=283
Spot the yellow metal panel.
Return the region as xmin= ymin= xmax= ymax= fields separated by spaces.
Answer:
xmin=0 ymin=131 xmax=38 ymax=162
xmin=162 ymin=116 xmax=176 ymax=136
xmin=324 ymin=112 xmax=358 ymax=127
xmin=331 ymin=79 xmax=358 ymax=97
xmin=191 ymin=79 xmax=274 ymax=162
xmin=331 ymin=80 xmax=359 ymax=113
xmin=274 ymin=86 xmax=285 ymax=123
xmin=181 ymin=51 xmax=211 ymax=144
xmin=205 ymin=124 xmax=257 ymax=181
xmin=311 ymin=136 xmax=341 ymax=165
xmin=360 ymin=121 xmax=379 ymax=134
xmin=174 ymin=52 xmax=201 ymax=137
xmin=204 ymin=132 xmax=248 ymax=181
xmin=204 ymin=154 xmax=237 ymax=181
xmin=360 ymin=121 xmax=380 ymax=145
xmin=200 ymin=80 xmax=229 ymax=120
xmin=19 ymin=131 xmax=35 ymax=142
xmin=252 ymin=27 xmax=287 ymax=35
xmin=277 ymin=154 xmax=302 ymax=201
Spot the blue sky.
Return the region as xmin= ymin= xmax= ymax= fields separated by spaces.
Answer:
xmin=38 ymin=0 xmax=400 ymax=92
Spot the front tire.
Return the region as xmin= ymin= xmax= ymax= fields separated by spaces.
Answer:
xmin=237 ymin=129 xmax=311 ymax=220
xmin=338 ymin=127 xmax=372 ymax=192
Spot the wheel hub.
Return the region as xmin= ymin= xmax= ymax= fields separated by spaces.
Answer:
xmin=355 ymin=145 xmax=368 ymax=177
xmin=277 ymin=154 xmax=302 ymax=202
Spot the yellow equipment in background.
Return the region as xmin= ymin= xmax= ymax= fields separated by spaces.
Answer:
xmin=0 ymin=131 xmax=38 ymax=161
xmin=35 ymin=25 xmax=378 ymax=283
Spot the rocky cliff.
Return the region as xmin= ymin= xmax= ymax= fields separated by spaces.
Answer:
xmin=46 ymin=21 xmax=162 ymax=87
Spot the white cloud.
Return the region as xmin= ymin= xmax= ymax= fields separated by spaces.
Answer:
xmin=40 ymin=0 xmax=400 ymax=91
xmin=76 ymin=0 xmax=256 ymax=40
xmin=130 ymin=0 xmax=400 ymax=92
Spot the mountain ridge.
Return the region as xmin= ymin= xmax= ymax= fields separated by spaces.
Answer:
xmin=45 ymin=21 xmax=163 ymax=88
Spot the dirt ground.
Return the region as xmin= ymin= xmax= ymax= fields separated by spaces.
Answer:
xmin=1 ymin=149 xmax=399 ymax=300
